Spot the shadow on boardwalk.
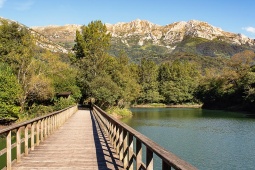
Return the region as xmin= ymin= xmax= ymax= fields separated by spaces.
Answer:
xmin=90 ymin=109 xmax=123 ymax=170
xmin=11 ymin=106 xmax=123 ymax=170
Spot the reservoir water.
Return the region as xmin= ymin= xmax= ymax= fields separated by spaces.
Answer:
xmin=121 ymin=108 xmax=255 ymax=170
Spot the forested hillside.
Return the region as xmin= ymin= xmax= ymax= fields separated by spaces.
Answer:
xmin=1 ymin=19 xmax=255 ymax=124
xmin=0 ymin=19 xmax=80 ymax=124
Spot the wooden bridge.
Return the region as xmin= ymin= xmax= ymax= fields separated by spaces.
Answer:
xmin=0 ymin=105 xmax=197 ymax=170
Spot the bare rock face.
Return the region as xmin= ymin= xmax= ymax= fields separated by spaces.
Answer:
xmin=32 ymin=24 xmax=82 ymax=43
xmin=31 ymin=19 xmax=255 ymax=52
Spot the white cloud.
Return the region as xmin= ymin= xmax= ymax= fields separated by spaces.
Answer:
xmin=15 ymin=0 xmax=34 ymax=11
xmin=243 ymin=27 xmax=255 ymax=34
xmin=0 ymin=0 xmax=6 ymax=8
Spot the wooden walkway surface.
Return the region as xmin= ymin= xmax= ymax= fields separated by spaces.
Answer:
xmin=12 ymin=109 xmax=124 ymax=170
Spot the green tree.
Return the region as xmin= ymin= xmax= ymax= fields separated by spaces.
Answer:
xmin=0 ymin=63 xmax=22 ymax=123
xmin=138 ymin=58 xmax=163 ymax=103
xmin=0 ymin=19 xmax=36 ymax=112
xmin=159 ymin=61 xmax=200 ymax=104
xmin=107 ymin=51 xmax=141 ymax=107
xmin=73 ymin=20 xmax=111 ymax=102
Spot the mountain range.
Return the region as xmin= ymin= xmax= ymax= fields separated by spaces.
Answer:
xmin=1 ymin=17 xmax=255 ymax=63
xmin=31 ymin=19 xmax=255 ymax=63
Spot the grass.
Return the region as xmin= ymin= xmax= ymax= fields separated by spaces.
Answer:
xmin=106 ymin=107 xmax=133 ymax=118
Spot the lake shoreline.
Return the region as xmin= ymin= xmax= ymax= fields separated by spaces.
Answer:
xmin=132 ymin=104 xmax=202 ymax=108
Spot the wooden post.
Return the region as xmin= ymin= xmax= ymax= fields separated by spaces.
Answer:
xmin=116 ymin=126 xmax=120 ymax=154
xmin=36 ymin=121 xmax=40 ymax=146
xmin=41 ymin=119 xmax=44 ymax=142
xmin=128 ymin=133 xmax=134 ymax=170
xmin=44 ymin=118 xmax=47 ymax=138
xmin=31 ymin=122 xmax=35 ymax=150
xmin=25 ymin=125 xmax=28 ymax=156
xmin=123 ymin=130 xmax=128 ymax=168
xmin=119 ymin=127 xmax=124 ymax=161
xmin=6 ymin=131 xmax=11 ymax=170
xmin=113 ymin=124 xmax=117 ymax=149
xmin=110 ymin=122 xmax=113 ymax=145
xmin=136 ymin=139 xmax=142 ymax=170
xmin=162 ymin=160 xmax=171 ymax=170
xmin=146 ymin=147 xmax=153 ymax=170
xmin=16 ymin=127 xmax=21 ymax=162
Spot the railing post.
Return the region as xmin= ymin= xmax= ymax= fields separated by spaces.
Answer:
xmin=113 ymin=124 xmax=117 ymax=150
xmin=41 ymin=119 xmax=44 ymax=142
xmin=116 ymin=125 xmax=120 ymax=154
xmin=146 ymin=147 xmax=153 ymax=170
xmin=6 ymin=130 xmax=11 ymax=170
xmin=44 ymin=118 xmax=47 ymax=138
xmin=31 ymin=122 xmax=35 ymax=150
xmin=119 ymin=127 xmax=124 ymax=161
xmin=16 ymin=127 xmax=21 ymax=162
xmin=162 ymin=160 xmax=171 ymax=170
xmin=36 ymin=121 xmax=40 ymax=146
xmin=128 ymin=133 xmax=134 ymax=170
xmin=25 ymin=125 xmax=29 ymax=156
xmin=110 ymin=122 xmax=113 ymax=145
xmin=136 ymin=139 xmax=142 ymax=170
xmin=123 ymin=130 xmax=128 ymax=168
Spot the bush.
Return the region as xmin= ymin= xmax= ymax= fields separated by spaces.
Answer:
xmin=106 ymin=107 xmax=132 ymax=118
xmin=54 ymin=97 xmax=76 ymax=111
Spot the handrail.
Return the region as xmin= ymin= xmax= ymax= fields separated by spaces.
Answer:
xmin=0 ymin=105 xmax=78 ymax=170
xmin=92 ymin=105 xmax=197 ymax=170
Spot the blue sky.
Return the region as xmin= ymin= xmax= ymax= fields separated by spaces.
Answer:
xmin=0 ymin=0 xmax=255 ymax=38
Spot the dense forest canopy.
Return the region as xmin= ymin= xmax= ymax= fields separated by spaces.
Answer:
xmin=0 ymin=19 xmax=81 ymax=124
xmin=1 ymin=19 xmax=255 ymax=124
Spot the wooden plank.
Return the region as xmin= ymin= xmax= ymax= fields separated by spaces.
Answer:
xmin=123 ymin=130 xmax=128 ymax=169
xmin=11 ymin=109 xmax=124 ymax=170
xmin=93 ymin=105 xmax=197 ymax=170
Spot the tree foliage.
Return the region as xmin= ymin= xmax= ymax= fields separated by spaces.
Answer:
xmin=0 ymin=63 xmax=22 ymax=123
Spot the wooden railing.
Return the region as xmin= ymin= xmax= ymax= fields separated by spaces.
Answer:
xmin=0 ymin=105 xmax=78 ymax=170
xmin=92 ymin=105 xmax=197 ymax=170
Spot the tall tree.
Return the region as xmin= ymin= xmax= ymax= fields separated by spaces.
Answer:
xmin=0 ymin=63 xmax=22 ymax=123
xmin=158 ymin=61 xmax=200 ymax=104
xmin=0 ymin=19 xmax=35 ymax=112
xmin=73 ymin=20 xmax=111 ymax=102
xmin=138 ymin=58 xmax=163 ymax=103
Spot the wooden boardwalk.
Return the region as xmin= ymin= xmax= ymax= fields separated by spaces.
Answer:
xmin=12 ymin=109 xmax=124 ymax=170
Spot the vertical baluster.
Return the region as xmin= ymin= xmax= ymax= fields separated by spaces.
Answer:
xmin=25 ymin=125 xmax=29 ymax=155
xmin=162 ymin=160 xmax=171 ymax=170
xmin=110 ymin=122 xmax=113 ymax=145
xmin=128 ymin=133 xmax=134 ymax=170
xmin=41 ymin=119 xmax=44 ymax=142
xmin=119 ymin=127 xmax=123 ymax=161
xmin=31 ymin=122 xmax=35 ymax=150
xmin=6 ymin=130 xmax=11 ymax=170
xmin=146 ymin=147 xmax=153 ymax=170
xmin=123 ymin=130 xmax=128 ymax=168
xmin=44 ymin=118 xmax=47 ymax=138
xmin=16 ymin=127 xmax=21 ymax=162
xmin=136 ymin=139 xmax=142 ymax=170
xmin=36 ymin=121 xmax=40 ymax=146
xmin=116 ymin=126 xmax=120 ymax=154
xmin=113 ymin=124 xmax=117 ymax=149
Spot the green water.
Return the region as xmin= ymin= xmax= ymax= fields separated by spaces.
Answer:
xmin=121 ymin=108 xmax=255 ymax=170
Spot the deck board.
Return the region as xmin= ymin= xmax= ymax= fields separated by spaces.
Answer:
xmin=12 ymin=109 xmax=124 ymax=170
